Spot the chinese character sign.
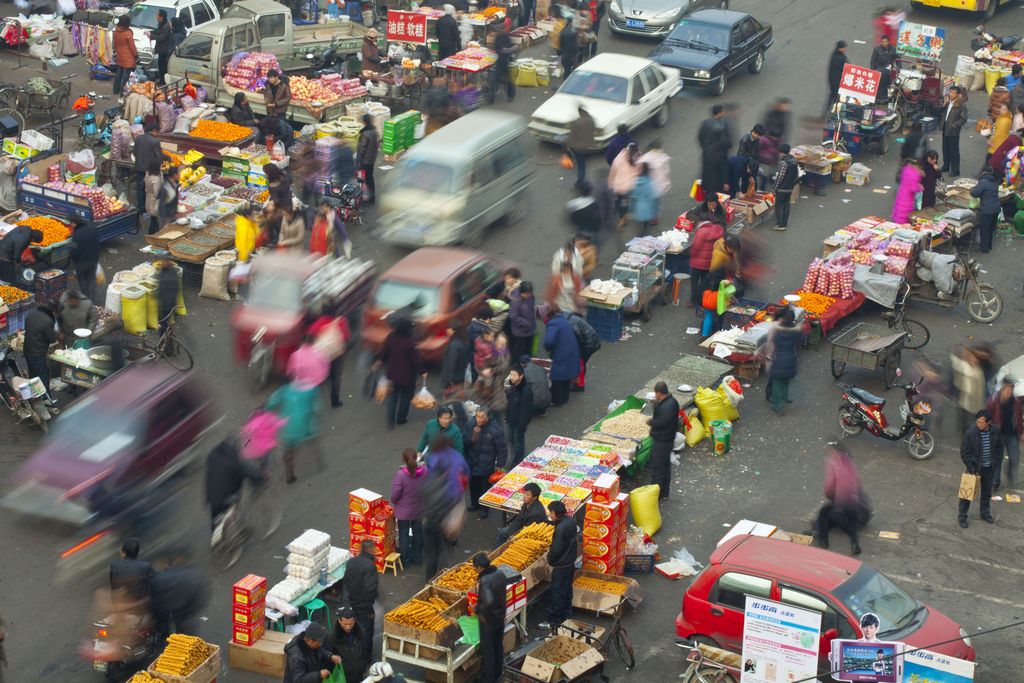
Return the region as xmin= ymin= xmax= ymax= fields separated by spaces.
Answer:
xmin=838 ymin=64 xmax=882 ymax=103
xmin=902 ymin=648 xmax=975 ymax=683
xmin=740 ymin=597 xmax=821 ymax=683
xmin=897 ymin=21 xmax=945 ymax=61
xmin=386 ymin=10 xmax=427 ymax=45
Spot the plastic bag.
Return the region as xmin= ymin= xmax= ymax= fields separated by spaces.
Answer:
xmin=66 ymin=148 xmax=96 ymax=173
xmin=684 ymin=413 xmax=705 ymax=447
xmin=271 ymin=140 xmax=287 ymax=161
xmin=95 ymin=264 xmax=106 ymax=287
xmin=441 ymin=502 xmax=465 ymax=542
xmin=411 ymin=385 xmax=437 ymax=410
xmin=694 ymin=386 xmax=740 ymax=424
xmin=374 ymin=376 xmax=391 ymax=404
xmin=720 ymin=375 xmax=744 ymax=405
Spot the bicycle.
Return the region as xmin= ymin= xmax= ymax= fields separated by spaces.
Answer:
xmin=143 ymin=314 xmax=195 ymax=371
xmin=556 ymin=601 xmax=636 ymax=670
xmin=675 ymin=640 xmax=740 ymax=683
xmin=0 ymin=73 xmax=75 ymax=132
xmin=211 ymin=457 xmax=283 ymax=569
xmin=880 ymin=280 xmax=930 ymax=350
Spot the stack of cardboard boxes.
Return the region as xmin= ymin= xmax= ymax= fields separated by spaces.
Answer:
xmin=231 ymin=574 xmax=268 ymax=647
xmin=349 ymin=488 xmax=397 ymax=573
xmin=581 ymin=474 xmax=629 ymax=576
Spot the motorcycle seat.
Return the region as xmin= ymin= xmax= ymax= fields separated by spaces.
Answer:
xmin=851 ymin=387 xmax=885 ymax=407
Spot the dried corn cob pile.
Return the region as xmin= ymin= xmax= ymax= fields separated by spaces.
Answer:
xmin=384 ymin=598 xmax=452 ymax=632
xmin=152 ymin=634 xmax=209 ymax=676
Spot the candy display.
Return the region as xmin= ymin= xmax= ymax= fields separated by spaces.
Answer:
xmin=189 ymin=120 xmax=252 ymax=143
xmin=17 ymin=216 xmax=70 ymax=246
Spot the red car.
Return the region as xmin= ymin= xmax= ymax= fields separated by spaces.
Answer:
xmin=361 ymin=247 xmax=506 ymax=364
xmin=675 ymin=536 xmax=975 ymax=669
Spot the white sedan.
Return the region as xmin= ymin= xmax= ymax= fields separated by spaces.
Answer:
xmin=528 ymin=53 xmax=681 ymax=151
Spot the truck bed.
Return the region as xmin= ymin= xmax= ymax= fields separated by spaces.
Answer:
xmin=219 ymin=82 xmax=362 ymax=125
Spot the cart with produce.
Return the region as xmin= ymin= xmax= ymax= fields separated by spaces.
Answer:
xmin=830 ymin=321 xmax=907 ymax=389
xmin=611 ymin=248 xmax=668 ymax=322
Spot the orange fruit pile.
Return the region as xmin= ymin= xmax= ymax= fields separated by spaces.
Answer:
xmin=0 ymin=285 xmax=30 ymax=303
xmin=18 ymin=216 xmax=71 ymax=247
xmin=188 ymin=120 xmax=252 ymax=143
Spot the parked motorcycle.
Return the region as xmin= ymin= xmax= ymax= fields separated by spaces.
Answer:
xmin=0 ymin=346 xmax=53 ymax=431
xmin=912 ymin=254 xmax=1002 ymax=323
xmin=838 ymin=373 xmax=935 ymax=460
xmin=971 ymin=25 xmax=1021 ymax=52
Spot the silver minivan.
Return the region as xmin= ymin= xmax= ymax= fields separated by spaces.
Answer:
xmin=377 ymin=110 xmax=536 ymax=247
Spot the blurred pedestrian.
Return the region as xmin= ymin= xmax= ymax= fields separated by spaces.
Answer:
xmin=418 ymin=405 xmax=465 ymax=455
xmin=567 ymin=310 xmax=600 ymax=392
xmin=155 ymin=260 xmax=178 ymax=339
xmin=357 ymin=114 xmax=379 ymax=204
xmin=986 ymin=378 xmax=1021 ymax=491
xmin=467 ymin=307 xmax=494 ymax=346
xmin=266 ymin=380 xmax=320 ymax=484
xmin=550 ymin=238 xmax=584 ymax=277
xmin=539 ymin=501 xmax=576 ymax=630
xmin=543 ymin=311 xmax=581 ymax=407
xmin=374 ymin=317 xmax=428 ymax=430
xmin=58 ymin=289 xmax=98 ymax=341
xmin=343 ymin=539 xmax=379 ymax=662
xmin=688 ymin=220 xmax=724 ymax=307
xmin=489 ymin=25 xmax=516 ymax=104
xmin=952 ymin=346 xmax=986 ymax=435
xmin=423 ymin=434 xmax=469 ymax=580
xmin=205 ymin=435 xmax=265 ymax=531
xmin=474 ymin=327 xmax=500 ymax=375
xmin=901 ymin=120 xmax=926 ymax=162
xmin=471 ymin=364 xmax=508 ymax=424
xmin=473 ymin=553 xmax=507 ymax=682
xmin=508 ymin=282 xmax=536 ymax=361
xmin=310 ymin=200 xmax=351 ymax=258
xmin=287 ymin=333 xmax=330 ymax=392
xmin=640 ymin=140 xmax=671 ymax=216
xmin=505 ymin=364 xmax=534 ymax=467
xmin=437 ymin=5 xmax=461 ymax=60
xmin=23 ymin=303 xmax=56 ymax=394
xmin=698 ymin=105 xmax=731 ymax=196
xmin=760 ymin=97 xmax=791 ymax=164
xmin=772 ymin=143 xmax=799 ymax=230
xmin=307 ymin=305 xmax=352 ymax=409
xmin=274 ymin=203 xmax=306 ymax=252
xmin=546 ymin=261 xmax=585 ymax=316
xmin=605 ymin=124 xmax=634 ymax=165
xmin=70 ymin=212 xmax=100 ymax=303
xmin=921 ymin=150 xmax=941 ymax=209
xmin=567 ymin=106 xmax=595 ymax=188
xmin=440 ymin=322 xmax=471 ymax=399
xmin=988 ymin=83 xmax=1010 ymax=122
xmin=815 ymin=447 xmax=866 ymax=555
xmin=940 ymin=86 xmax=968 ymax=177
xmin=970 ymin=168 xmax=1000 ymax=253
xmin=391 ymin=449 xmax=427 ymax=565
xmin=766 ymin=305 xmax=802 ymax=413
xmin=170 ymin=16 xmax=186 ymax=48
xmin=958 ymin=409 xmax=1001 ymax=528
xmin=891 ymin=159 xmax=923 ymax=224
xmin=630 ymin=162 xmax=659 ymax=233
xmin=150 ymin=550 xmax=210 ymax=638
xmin=824 ymin=41 xmax=848 ymax=117
xmin=710 ymin=235 xmax=741 ymax=275
xmin=574 ymin=232 xmax=597 ymax=280
xmin=609 ymin=142 xmax=641 ymax=228
xmin=559 ymin=16 xmax=579 ymax=81
xmin=647 ymin=381 xmax=679 ymax=500
xmin=566 ymin=184 xmax=601 ymax=237
xmin=109 ymin=538 xmax=152 ymax=599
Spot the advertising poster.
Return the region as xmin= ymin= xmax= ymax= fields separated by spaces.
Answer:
xmin=902 ymin=649 xmax=975 ymax=683
xmin=838 ymin=64 xmax=882 ymax=103
xmin=740 ymin=597 xmax=822 ymax=683
xmin=897 ymin=21 xmax=945 ymax=61
xmin=385 ymin=10 xmax=428 ymax=45
xmin=829 ymin=639 xmax=901 ymax=682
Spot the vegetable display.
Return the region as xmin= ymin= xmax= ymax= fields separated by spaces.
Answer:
xmin=573 ymin=576 xmax=628 ymax=595
xmin=188 ymin=120 xmax=252 ymax=143
xmin=151 ymin=634 xmax=209 ymax=676
xmin=384 ymin=597 xmax=453 ymax=632
xmin=17 ymin=216 xmax=70 ymax=246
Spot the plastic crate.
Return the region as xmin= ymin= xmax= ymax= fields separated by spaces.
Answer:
xmin=586 ymin=304 xmax=623 ymax=343
xmin=33 ymin=239 xmax=72 ymax=268
xmin=178 ymin=260 xmax=204 ymax=289
xmin=721 ymin=297 xmax=767 ymax=330
xmin=33 ymin=268 xmax=67 ymax=293
xmin=623 ymin=554 xmax=655 ymax=575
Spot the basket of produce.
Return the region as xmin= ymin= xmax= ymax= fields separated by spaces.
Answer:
xmin=185 ymin=230 xmax=233 ymax=249
xmin=188 ymin=120 xmax=254 ymax=144
xmin=204 ymin=221 xmax=237 ymax=240
xmin=168 ymin=238 xmax=219 ymax=263
xmin=144 ymin=224 xmax=192 ymax=248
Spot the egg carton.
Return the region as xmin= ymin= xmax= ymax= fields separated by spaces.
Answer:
xmin=327 ymin=547 xmax=350 ymax=572
xmin=286 ymin=562 xmax=323 ymax=581
xmin=286 ymin=529 xmax=331 ymax=556
xmin=286 ymin=547 xmax=329 ymax=568
xmin=267 ymin=577 xmax=309 ymax=603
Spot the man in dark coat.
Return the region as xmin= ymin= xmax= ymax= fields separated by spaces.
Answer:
xmin=473 ymin=553 xmax=508 ymax=682
xmin=151 ymin=9 xmax=173 ymax=84
xmin=155 ymin=260 xmax=178 ymax=338
xmin=986 ymin=378 xmax=1022 ymax=491
xmin=940 ymin=85 xmax=968 ymax=177
xmin=490 ymin=26 xmax=516 ymax=104
xmin=205 ymin=437 xmax=264 ymax=529
xmin=521 ymin=355 xmax=551 ymax=415
xmin=284 ymin=622 xmax=342 ymax=683
xmin=109 ymin=538 xmax=152 ymax=599
xmin=869 ymin=35 xmax=897 ymax=103
xmin=824 ymin=40 xmax=848 ymax=117
xmin=0 ymin=225 xmax=42 ymax=285
xmin=69 ymin=219 xmax=100 ymax=302
xmin=697 ymin=105 xmax=732 ymax=196
xmin=133 ymin=120 xmax=163 ymax=218
xmin=540 ymin=501 xmax=577 ymax=630
xmin=356 ymin=114 xmax=379 ymax=203
xmin=970 ymin=168 xmax=1001 ymax=253
xmin=648 ymin=382 xmax=679 ymax=500
xmin=462 ymin=407 xmax=508 ymax=518
xmin=497 ymin=482 xmax=547 ymax=543
xmin=436 ymin=5 xmax=461 ymax=60
xmin=772 ymin=144 xmax=799 ymax=231
xmin=958 ymin=409 xmax=1003 ymax=528
xmin=504 ymin=364 xmax=534 ymax=467
xmin=330 ymin=607 xmax=370 ymax=683
xmin=149 ymin=551 xmax=210 ymax=638
xmin=566 ymin=311 xmax=600 ymax=391
xmin=23 ymin=304 xmax=57 ymax=395
xmin=343 ymin=539 xmax=380 ymax=663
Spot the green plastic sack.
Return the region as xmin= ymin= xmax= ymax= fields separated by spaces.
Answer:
xmin=327 ymin=665 xmax=347 ymax=683
xmin=684 ymin=412 xmax=706 ymax=446
xmin=458 ymin=615 xmax=481 ymax=645
xmin=1013 ymin=210 xmax=1024 ymax=235
xmin=694 ymin=386 xmax=740 ymax=424
xmin=629 ymin=484 xmax=662 ymax=536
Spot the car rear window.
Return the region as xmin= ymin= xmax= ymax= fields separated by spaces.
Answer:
xmin=560 ymin=71 xmax=628 ymax=103
xmin=667 ymin=21 xmax=729 ymax=52
xmin=373 ymin=280 xmax=440 ymax=318
xmin=714 ymin=572 xmax=772 ymax=611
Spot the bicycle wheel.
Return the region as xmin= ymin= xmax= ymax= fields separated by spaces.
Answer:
xmin=612 ymin=626 xmax=636 ymax=670
xmin=162 ymin=337 xmax=195 ymax=371
xmin=247 ymin=465 xmax=283 ymax=541
xmin=0 ymin=87 xmax=17 ymax=111
xmin=900 ymin=318 xmax=930 ymax=350
xmin=212 ymin=514 xmax=247 ymax=570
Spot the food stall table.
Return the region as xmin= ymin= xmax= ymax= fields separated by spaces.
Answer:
xmin=48 ymin=332 xmax=149 ymax=390
xmin=156 ymin=128 xmax=258 ymax=164
xmin=632 ymin=354 xmax=733 ymax=409
xmin=264 ymin=564 xmax=347 ymax=625
xmin=815 ymin=292 xmax=865 ymax=334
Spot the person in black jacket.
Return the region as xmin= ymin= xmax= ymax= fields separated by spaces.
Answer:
xmin=283 ymin=622 xmax=342 ymax=683
xmin=440 ymin=321 xmax=470 ymax=398
xmin=437 ymin=5 xmax=461 ymax=60
xmin=772 ymin=144 xmax=799 ymax=231
xmin=227 ymin=92 xmax=258 ymax=127
xmin=824 ymin=41 xmax=848 ymax=117
xmin=149 ymin=551 xmax=210 ymax=638
xmin=697 ymin=105 xmax=731 ymax=196
xmin=540 ymin=501 xmax=577 ymax=630
xmin=205 ymin=436 xmax=264 ymax=530
xmin=497 ymin=482 xmax=547 ymax=543
xmin=69 ymin=219 xmax=100 ymax=302
xmin=23 ymin=304 xmax=57 ymax=395
xmin=155 ymin=260 xmax=178 ymax=338
xmin=463 ymin=407 xmax=508 ymax=519
xmin=473 ymin=553 xmax=507 ymax=683
xmin=567 ymin=311 xmax=600 ymax=392
xmin=505 ymin=364 xmax=534 ymax=467
xmin=0 ymin=225 xmax=42 ymax=285
xmin=648 ymin=382 xmax=680 ymax=500
xmin=490 ymin=26 xmax=515 ymax=104
xmin=343 ymin=539 xmax=380 ymax=662
xmin=940 ymin=86 xmax=968 ymax=177
xmin=133 ymin=120 xmax=163 ymax=219
xmin=870 ymin=35 xmax=897 ymax=103
xmin=331 ymin=607 xmax=370 ymax=683
xmin=151 ymin=10 xmax=173 ymax=85
xmin=958 ymin=409 xmax=1002 ymax=528
xmin=109 ymin=538 xmax=152 ymax=599
xmin=971 ymin=168 xmax=1001 ymax=253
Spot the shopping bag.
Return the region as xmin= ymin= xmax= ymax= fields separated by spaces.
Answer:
xmin=958 ymin=472 xmax=980 ymax=501
xmin=690 ymin=179 xmax=706 ymax=202
xmin=411 ymin=385 xmax=437 ymax=410
xmin=975 ymin=117 xmax=991 ymax=133
xmin=327 ymin=665 xmax=347 ymax=683
xmin=701 ymin=289 xmax=718 ymax=311
xmin=560 ymin=153 xmax=575 ymax=170
xmin=95 ymin=263 xmax=106 ymax=287
xmin=374 ymin=376 xmax=391 ymax=404
xmin=441 ymin=503 xmax=466 ymax=542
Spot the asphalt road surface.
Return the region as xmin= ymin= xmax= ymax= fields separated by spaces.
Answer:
xmin=2 ymin=0 xmax=1023 ymax=680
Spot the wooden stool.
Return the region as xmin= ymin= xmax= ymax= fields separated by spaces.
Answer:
xmin=382 ymin=552 xmax=403 ymax=576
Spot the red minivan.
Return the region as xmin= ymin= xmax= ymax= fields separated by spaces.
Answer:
xmin=676 ymin=536 xmax=975 ymax=669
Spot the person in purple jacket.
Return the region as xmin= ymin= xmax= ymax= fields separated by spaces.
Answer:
xmin=390 ymin=448 xmax=428 ymax=566
xmin=508 ymin=281 xmax=537 ymax=362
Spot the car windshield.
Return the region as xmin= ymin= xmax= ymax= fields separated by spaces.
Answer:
xmin=392 ymin=159 xmax=456 ymax=195
xmin=560 ymin=70 xmax=629 ymax=103
xmin=127 ymin=4 xmax=175 ymax=30
xmin=667 ymin=21 xmax=729 ymax=52
xmin=833 ymin=565 xmax=920 ymax=634
xmin=373 ymin=280 xmax=440 ymax=318
xmin=52 ymin=396 xmax=140 ymax=463
xmin=249 ymin=272 xmax=304 ymax=312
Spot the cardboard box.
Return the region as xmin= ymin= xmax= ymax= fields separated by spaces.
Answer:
xmin=368 ymin=513 xmax=397 ymax=539
xmin=581 ymin=537 xmax=615 ymax=561
xmin=590 ymin=473 xmax=620 ymax=504
xmin=521 ymin=635 xmax=605 ymax=682
xmin=572 ymin=570 xmax=642 ymax=613
xmin=349 ymin=487 xmax=385 ymax=516
xmin=349 ymin=512 xmax=369 ymax=536
xmin=232 ymin=620 xmax=266 ymax=646
xmin=583 ymin=519 xmax=618 ymax=543
xmin=232 ymin=574 xmax=267 ymax=606
xmin=232 ymin=601 xmax=266 ymax=626
xmin=228 ymin=630 xmax=289 ymax=678
xmin=581 ymin=557 xmax=613 ymax=573
xmin=383 ymin=595 xmax=465 ymax=660
xmin=148 ymin=643 xmax=221 ymax=683
xmin=555 ymin=619 xmax=607 ymax=644
xmin=583 ymin=499 xmax=620 ymax=524
xmin=487 ymin=540 xmax=550 ymax=591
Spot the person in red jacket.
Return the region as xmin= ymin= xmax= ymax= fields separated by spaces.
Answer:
xmin=112 ymin=15 xmax=138 ymax=98
xmin=688 ymin=220 xmax=724 ymax=308
xmin=986 ymin=378 xmax=1022 ymax=491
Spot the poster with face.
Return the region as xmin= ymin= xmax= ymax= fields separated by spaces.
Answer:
xmin=859 ymin=612 xmax=881 ymax=641
xmin=829 ymin=639 xmax=901 ymax=682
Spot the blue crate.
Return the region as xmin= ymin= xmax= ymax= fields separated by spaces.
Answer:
xmin=586 ymin=304 xmax=624 ymax=343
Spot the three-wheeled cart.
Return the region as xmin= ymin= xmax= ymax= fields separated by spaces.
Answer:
xmin=830 ymin=321 xmax=907 ymax=389
xmin=823 ymin=100 xmax=897 ymax=156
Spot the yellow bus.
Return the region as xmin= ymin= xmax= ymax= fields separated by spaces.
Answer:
xmin=911 ymin=0 xmax=1012 ymax=20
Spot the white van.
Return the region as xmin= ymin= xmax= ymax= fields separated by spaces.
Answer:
xmin=377 ymin=110 xmax=536 ymax=248
xmin=126 ymin=0 xmax=220 ymax=73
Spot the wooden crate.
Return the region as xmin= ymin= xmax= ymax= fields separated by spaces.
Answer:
xmin=147 ymin=643 xmax=221 ymax=683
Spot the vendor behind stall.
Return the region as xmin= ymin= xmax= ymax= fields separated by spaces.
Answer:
xmin=58 ymin=289 xmax=98 ymax=341
xmin=228 ymin=92 xmax=258 ymax=127
xmin=362 ymin=28 xmax=385 ymax=72
xmin=263 ymin=70 xmax=292 ymax=114
xmin=0 ymin=225 xmax=42 ymax=285
xmin=259 ymin=109 xmax=295 ymax=151
xmin=437 ymin=5 xmax=461 ymax=60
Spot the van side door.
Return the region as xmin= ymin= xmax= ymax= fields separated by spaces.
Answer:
xmin=172 ymin=30 xmax=217 ymax=84
xmin=256 ymin=11 xmax=290 ymax=55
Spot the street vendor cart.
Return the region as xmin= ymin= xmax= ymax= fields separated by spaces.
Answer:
xmin=611 ymin=247 xmax=668 ymax=322
xmin=830 ymin=321 xmax=907 ymax=389
xmin=823 ymin=100 xmax=897 ymax=156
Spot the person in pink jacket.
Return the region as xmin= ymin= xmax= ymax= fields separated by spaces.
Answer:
xmin=639 ymin=140 xmax=671 ymax=224
xmin=608 ymin=143 xmax=641 ymax=228
xmin=815 ymin=447 xmax=866 ymax=555
xmin=688 ymin=221 xmax=725 ymax=307
xmin=390 ymin=448 xmax=428 ymax=565
xmin=891 ymin=160 xmax=923 ymax=224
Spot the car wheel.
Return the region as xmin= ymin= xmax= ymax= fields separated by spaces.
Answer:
xmin=713 ymin=73 xmax=727 ymax=96
xmin=748 ymin=49 xmax=764 ymax=75
xmin=655 ymin=101 xmax=670 ymax=128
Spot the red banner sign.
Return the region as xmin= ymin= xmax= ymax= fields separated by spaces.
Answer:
xmin=838 ymin=63 xmax=882 ymax=103
xmin=386 ymin=10 xmax=428 ymax=45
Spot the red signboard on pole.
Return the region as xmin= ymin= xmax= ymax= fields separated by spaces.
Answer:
xmin=838 ymin=63 xmax=882 ymax=103
xmin=386 ymin=10 xmax=428 ymax=45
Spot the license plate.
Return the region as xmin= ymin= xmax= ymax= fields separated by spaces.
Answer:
xmin=93 ymin=661 xmax=108 ymax=672
xmin=626 ymin=18 xmax=645 ymax=28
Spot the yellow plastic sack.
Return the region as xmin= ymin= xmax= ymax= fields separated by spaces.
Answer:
xmin=514 ymin=63 xmax=538 ymax=87
xmin=140 ymin=280 xmax=158 ymax=330
xmin=174 ymin=266 xmax=187 ymax=316
xmin=629 ymin=484 xmax=662 ymax=536
xmin=536 ymin=64 xmax=550 ymax=87
xmin=694 ymin=386 xmax=740 ymax=424
xmin=121 ymin=285 xmax=147 ymax=335
xmin=684 ymin=412 xmax=706 ymax=447
xmin=549 ymin=19 xmax=565 ymax=50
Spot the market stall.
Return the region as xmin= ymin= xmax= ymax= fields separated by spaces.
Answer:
xmin=791 ymin=144 xmax=852 ymax=194
xmin=580 ymin=235 xmax=669 ymax=341
xmin=435 ymin=46 xmax=497 ymax=111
